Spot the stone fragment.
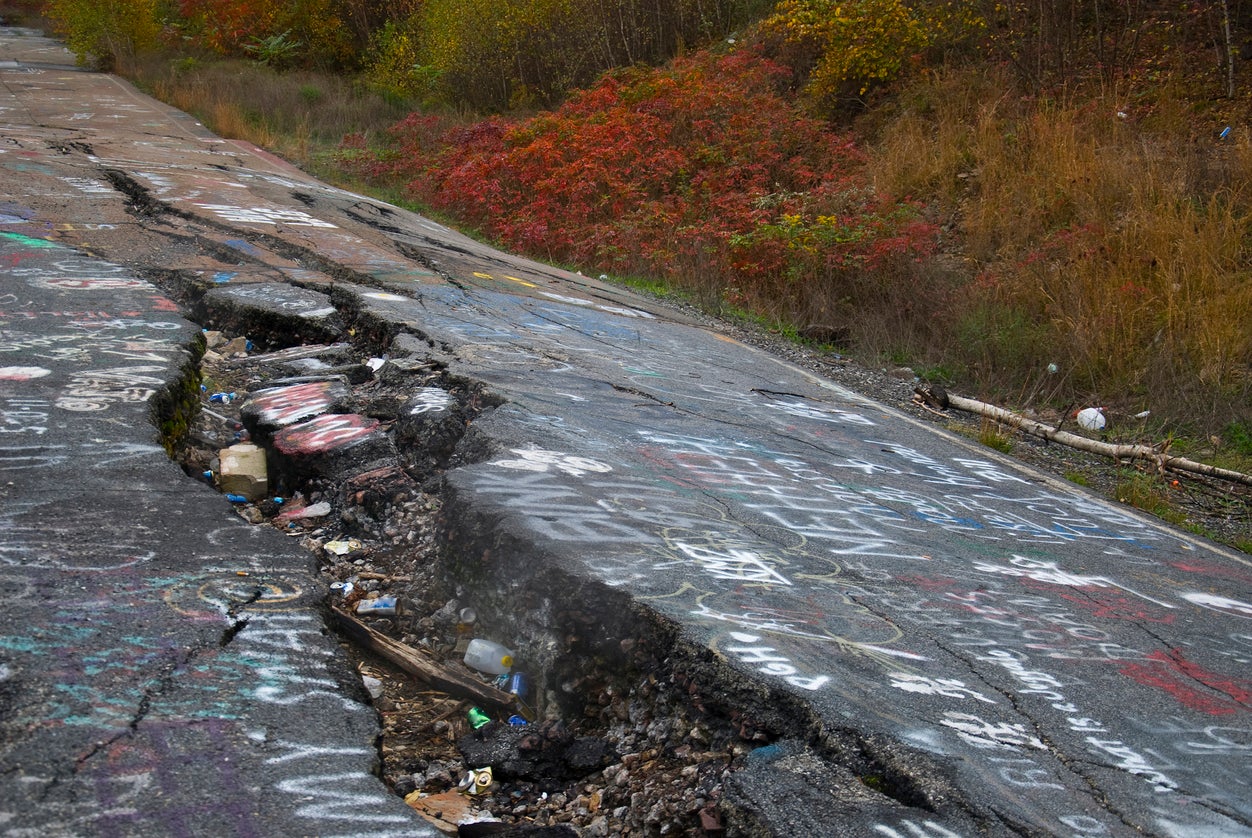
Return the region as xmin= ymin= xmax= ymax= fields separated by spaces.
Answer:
xmin=217 ymin=442 xmax=268 ymax=500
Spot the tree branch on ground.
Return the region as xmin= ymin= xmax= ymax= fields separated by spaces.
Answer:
xmin=918 ymin=387 xmax=1252 ymax=487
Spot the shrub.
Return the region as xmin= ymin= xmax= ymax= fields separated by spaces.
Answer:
xmin=243 ymin=30 xmax=302 ymax=68
xmin=760 ymin=0 xmax=984 ymax=107
xmin=348 ymin=45 xmax=939 ymax=336
xmin=46 ymin=0 xmax=162 ymax=69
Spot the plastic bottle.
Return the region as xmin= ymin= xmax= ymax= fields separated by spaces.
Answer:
xmin=463 ymin=638 xmax=513 ymax=675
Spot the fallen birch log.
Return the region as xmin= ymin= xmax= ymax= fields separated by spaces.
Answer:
xmin=331 ymin=607 xmax=517 ymax=714
xmin=930 ymin=389 xmax=1252 ymax=487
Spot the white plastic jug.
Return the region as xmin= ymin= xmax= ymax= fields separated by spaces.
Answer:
xmin=463 ymin=638 xmax=513 ymax=675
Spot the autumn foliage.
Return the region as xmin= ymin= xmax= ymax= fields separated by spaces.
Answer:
xmin=174 ymin=0 xmax=357 ymax=68
xmin=761 ymin=0 xmax=983 ymax=102
xmin=344 ymin=48 xmax=936 ymax=330
xmin=405 ymin=0 xmax=771 ymax=110
xmin=46 ymin=0 xmax=1252 ymax=433
xmin=45 ymin=0 xmax=161 ymax=68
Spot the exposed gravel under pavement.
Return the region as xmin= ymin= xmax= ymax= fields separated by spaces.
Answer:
xmin=178 ymin=304 xmax=1249 ymax=836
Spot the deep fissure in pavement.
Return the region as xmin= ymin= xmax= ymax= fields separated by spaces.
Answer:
xmin=144 ymin=272 xmax=965 ymax=834
xmin=69 ymin=150 xmax=972 ymax=827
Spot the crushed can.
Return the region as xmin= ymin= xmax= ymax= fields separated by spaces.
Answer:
xmin=506 ymin=672 xmax=528 ymax=701
xmin=458 ymin=766 xmax=493 ymax=795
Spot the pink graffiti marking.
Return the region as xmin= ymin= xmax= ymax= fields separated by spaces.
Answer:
xmin=273 ymin=414 xmax=378 ymax=455
xmin=1058 ymin=591 xmax=1177 ymax=625
xmin=27 ymin=278 xmax=153 ymax=291
xmin=1169 ymin=560 xmax=1252 ymax=586
xmin=1118 ymin=649 xmax=1252 ymax=716
xmin=248 ymin=382 xmax=341 ymax=426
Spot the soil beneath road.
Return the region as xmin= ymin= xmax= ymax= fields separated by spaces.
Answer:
xmin=174 ymin=303 xmax=1249 ymax=836
xmin=182 ymin=332 xmax=754 ymax=835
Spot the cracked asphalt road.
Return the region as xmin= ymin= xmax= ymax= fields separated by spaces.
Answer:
xmin=2 ymin=24 xmax=1250 ymax=838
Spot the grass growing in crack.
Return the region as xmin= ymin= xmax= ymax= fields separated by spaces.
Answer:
xmin=978 ymin=420 xmax=1014 ymax=454
xmin=861 ymin=774 xmax=888 ymax=793
xmin=150 ymin=340 xmax=205 ymax=456
xmin=1113 ymin=469 xmax=1188 ymax=526
xmin=1064 ymin=470 xmax=1091 ymax=487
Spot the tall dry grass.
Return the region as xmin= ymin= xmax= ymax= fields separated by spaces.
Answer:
xmin=120 ymin=52 xmax=411 ymax=168
xmin=870 ymin=67 xmax=1252 ymax=433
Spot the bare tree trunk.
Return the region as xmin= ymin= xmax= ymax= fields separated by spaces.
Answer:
xmin=1220 ymin=0 xmax=1236 ymax=97
xmin=939 ymin=391 xmax=1252 ymax=486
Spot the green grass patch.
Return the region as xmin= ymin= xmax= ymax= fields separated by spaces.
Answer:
xmin=978 ymin=421 xmax=1014 ymax=453
xmin=1063 ymin=470 xmax=1091 ymax=487
xmin=1113 ymin=469 xmax=1187 ymax=526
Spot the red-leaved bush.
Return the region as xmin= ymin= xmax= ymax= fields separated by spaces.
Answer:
xmin=177 ymin=0 xmax=279 ymax=53
xmin=345 ymin=46 xmax=937 ymax=327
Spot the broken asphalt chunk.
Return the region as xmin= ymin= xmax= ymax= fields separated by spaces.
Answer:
xmin=241 ymin=379 xmax=352 ymax=436
xmin=198 ymin=282 xmax=343 ymax=344
xmin=271 ymin=413 xmax=399 ymax=483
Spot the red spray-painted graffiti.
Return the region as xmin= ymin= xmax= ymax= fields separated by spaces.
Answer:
xmin=273 ymin=414 xmax=379 ymax=455
xmin=1119 ymin=649 xmax=1252 ymax=716
xmin=246 ymin=381 xmax=345 ymax=427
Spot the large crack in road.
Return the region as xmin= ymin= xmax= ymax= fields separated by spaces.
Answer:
xmin=71 ymin=153 xmax=1252 ymax=834
xmin=156 ymin=269 xmax=960 ymax=835
xmin=6 ymin=45 xmax=1250 ymax=833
